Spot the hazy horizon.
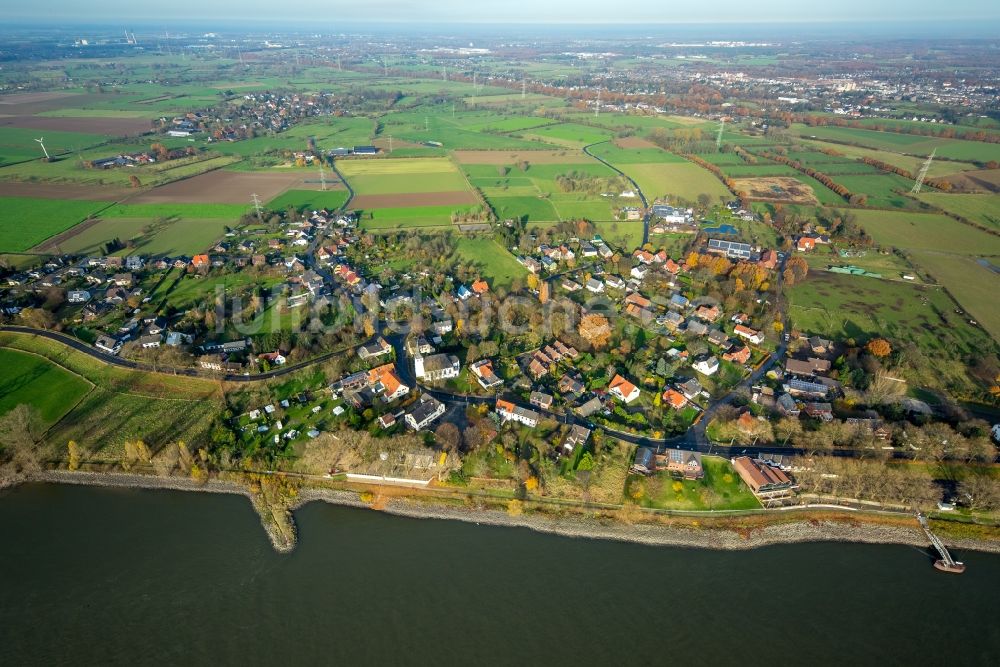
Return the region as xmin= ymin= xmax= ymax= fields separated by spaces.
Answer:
xmin=5 ymin=0 xmax=1000 ymax=32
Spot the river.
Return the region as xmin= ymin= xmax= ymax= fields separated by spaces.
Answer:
xmin=1 ymin=483 xmax=998 ymax=666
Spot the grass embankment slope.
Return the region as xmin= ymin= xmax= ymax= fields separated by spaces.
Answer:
xmin=0 ymin=332 xmax=222 ymax=458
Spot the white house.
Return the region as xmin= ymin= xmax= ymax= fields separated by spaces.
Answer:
xmin=496 ymin=399 xmax=539 ymax=428
xmin=414 ymin=353 xmax=460 ymax=382
xmin=692 ymin=356 xmax=720 ymax=376
xmin=67 ymin=290 xmax=92 ymax=304
xmin=608 ymin=374 xmax=640 ymax=404
xmin=405 ymin=395 xmax=445 ymax=430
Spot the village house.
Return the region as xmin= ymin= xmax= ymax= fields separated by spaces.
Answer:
xmin=496 ymin=399 xmax=540 ymax=428
xmin=405 ymin=395 xmax=446 ymax=431
xmin=777 ymin=393 xmax=800 ymax=416
xmin=733 ymin=457 xmax=794 ymax=495
xmin=529 ymin=391 xmax=554 ymax=411
xmin=575 ymin=396 xmax=604 ymax=418
xmin=803 ymin=402 xmax=834 ymax=421
xmin=807 ymin=336 xmax=834 ymax=355
xmin=357 ymin=337 xmax=393 ymax=361
xmin=470 ymin=359 xmax=503 ymax=390
xmin=608 ymin=374 xmax=640 ymax=404
xmin=723 ymin=345 xmax=752 ymax=365
xmin=692 ymin=355 xmax=720 ymax=377
xmin=785 ymin=357 xmax=832 ymax=376
xmin=560 ymin=425 xmax=591 ymax=454
xmin=631 ymin=448 xmax=657 ymax=475
xmin=662 ymin=388 xmax=688 ymax=410
xmin=660 ymin=448 xmax=704 ymax=479
xmin=139 ymin=334 xmax=162 ymax=349
xmin=67 ymin=290 xmax=91 ymax=304
xmin=679 ymin=378 xmax=704 ymax=400
xmin=694 ymin=304 xmax=721 ymax=322
xmin=258 ymin=351 xmax=287 ymax=366
xmin=368 ymin=363 xmax=410 ymax=402
xmin=94 ymin=334 xmax=123 ymax=355
xmin=557 ymin=374 xmax=585 ymax=398
xmin=734 ymin=324 xmax=764 ymax=345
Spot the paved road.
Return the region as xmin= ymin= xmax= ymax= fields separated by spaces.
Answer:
xmin=583 ymin=140 xmax=650 ymax=246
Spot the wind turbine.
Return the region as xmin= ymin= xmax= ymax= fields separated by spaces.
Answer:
xmin=35 ymin=137 xmax=50 ymax=160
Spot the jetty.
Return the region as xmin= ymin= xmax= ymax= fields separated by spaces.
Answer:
xmin=918 ymin=513 xmax=965 ymax=574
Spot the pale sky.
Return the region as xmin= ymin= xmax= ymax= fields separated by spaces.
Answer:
xmin=6 ymin=0 xmax=1000 ymax=25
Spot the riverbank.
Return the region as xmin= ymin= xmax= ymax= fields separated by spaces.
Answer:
xmin=14 ymin=469 xmax=1000 ymax=557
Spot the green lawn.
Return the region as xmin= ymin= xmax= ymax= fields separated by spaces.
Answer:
xmin=451 ymin=237 xmax=528 ymax=287
xmin=631 ymin=456 xmax=761 ymax=510
xmin=0 ymin=348 xmax=92 ymax=428
xmin=0 ymin=196 xmax=113 ymax=251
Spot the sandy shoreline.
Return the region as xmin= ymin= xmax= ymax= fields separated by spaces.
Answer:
xmin=17 ymin=470 xmax=1000 ymax=556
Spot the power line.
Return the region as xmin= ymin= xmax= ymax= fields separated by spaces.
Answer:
xmin=911 ymin=148 xmax=936 ymax=194
xmin=251 ymin=193 xmax=263 ymax=221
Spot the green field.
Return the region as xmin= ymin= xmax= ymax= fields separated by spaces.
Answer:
xmin=99 ymin=202 xmax=250 ymax=219
xmin=850 ymin=209 xmax=999 ymax=254
xmin=798 ymin=139 xmax=977 ymax=179
xmin=909 ymin=251 xmax=1000 ymax=342
xmin=360 ymin=204 xmax=479 ymax=230
xmin=0 ymin=149 xmax=239 ymax=187
xmin=265 ymin=189 xmax=351 ymax=211
xmin=587 ymin=141 xmax=686 ymax=164
xmin=451 ymin=237 xmax=528 ymax=287
xmin=0 ymin=126 xmax=110 ymax=166
xmin=337 ymin=157 xmax=473 ymax=194
xmin=793 ymin=124 xmax=1000 ymax=163
xmin=522 ymin=123 xmax=615 ymax=148
xmin=58 ymin=217 xmax=237 ymax=257
xmin=488 ymin=196 xmax=560 ymax=222
xmin=618 ymin=162 xmax=731 ymax=202
xmin=833 ymin=173 xmax=919 ymax=209
xmin=591 ymin=220 xmax=646 ymax=249
xmin=788 ymin=272 xmax=995 ymax=395
xmin=0 ymin=348 xmax=92 ymax=427
xmin=0 ymin=196 xmax=113 ymax=251
xmin=917 ymin=193 xmax=1000 ymax=230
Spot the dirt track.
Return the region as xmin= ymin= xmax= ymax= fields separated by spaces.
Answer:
xmin=351 ymin=191 xmax=480 ymax=208
xmin=123 ymin=170 xmax=319 ymax=204
xmin=453 ymin=149 xmax=589 ymax=164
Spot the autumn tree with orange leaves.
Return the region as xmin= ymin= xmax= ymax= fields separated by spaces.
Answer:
xmin=866 ymin=338 xmax=892 ymax=358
